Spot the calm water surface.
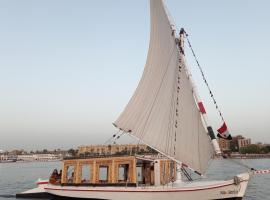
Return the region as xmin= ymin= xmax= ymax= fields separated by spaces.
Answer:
xmin=0 ymin=159 xmax=269 ymax=200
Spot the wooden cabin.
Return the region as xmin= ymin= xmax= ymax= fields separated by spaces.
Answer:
xmin=56 ymin=155 xmax=176 ymax=186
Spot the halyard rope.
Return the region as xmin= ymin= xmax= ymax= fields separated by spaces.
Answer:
xmin=183 ymin=30 xmax=258 ymax=171
xmin=104 ymin=130 xmax=121 ymax=144
xmin=184 ymin=31 xmax=225 ymax=122
xmin=225 ymin=157 xmax=256 ymax=171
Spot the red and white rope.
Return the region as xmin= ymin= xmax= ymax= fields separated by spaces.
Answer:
xmin=254 ymin=169 xmax=270 ymax=175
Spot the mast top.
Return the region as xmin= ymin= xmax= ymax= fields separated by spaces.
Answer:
xmin=180 ymin=28 xmax=185 ymax=35
xmin=179 ymin=28 xmax=185 ymax=54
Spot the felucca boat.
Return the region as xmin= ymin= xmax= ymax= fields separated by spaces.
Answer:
xmin=17 ymin=0 xmax=270 ymax=199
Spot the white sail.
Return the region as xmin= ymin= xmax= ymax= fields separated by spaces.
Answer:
xmin=114 ymin=0 xmax=213 ymax=174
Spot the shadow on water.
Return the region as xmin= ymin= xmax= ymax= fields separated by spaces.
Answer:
xmin=0 ymin=195 xmax=15 ymax=199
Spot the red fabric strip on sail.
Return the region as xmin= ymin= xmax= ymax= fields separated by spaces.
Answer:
xmin=198 ymin=102 xmax=206 ymax=114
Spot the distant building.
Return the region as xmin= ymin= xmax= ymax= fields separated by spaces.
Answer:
xmin=255 ymin=142 xmax=268 ymax=147
xmin=9 ymin=149 xmax=26 ymax=155
xmin=17 ymin=154 xmax=61 ymax=162
xmin=0 ymin=154 xmax=17 ymax=162
xmin=238 ymin=138 xmax=251 ymax=149
xmin=78 ymin=144 xmax=150 ymax=156
xmin=230 ymin=135 xmax=251 ymax=152
xmin=218 ymin=138 xmax=230 ymax=152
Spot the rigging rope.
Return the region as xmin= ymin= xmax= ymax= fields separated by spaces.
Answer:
xmin=223 ymin=155 xmax=256 ymax=171
xmin=184 ymin=31 xmax=225 ymax=122
xmin=181 ymin=167 xmax=193 ymax=181
xmin=183 ymin=30 xmax=256 ymax=171
xmin=104 ymin=130 xmax=121 ymax=144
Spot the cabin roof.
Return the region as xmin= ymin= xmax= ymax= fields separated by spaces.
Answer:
xmin=63 ymin=154 xmax=135 ymax=161
xmin=63 ymin=154 xmax=168 ymax=162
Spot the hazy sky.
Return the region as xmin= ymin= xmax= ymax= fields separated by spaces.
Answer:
xmin=0 ymin=0 xmax=269 ymax=150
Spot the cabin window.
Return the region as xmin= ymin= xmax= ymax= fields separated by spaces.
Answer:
xmin=101 ymin=148 xmax=105 ymax=155
xmin=81 ymin=165 xmax=91 ymax=183
xmin=67 ymin=165 xmax=75 ymax=183
xmin=169 ymin=161 xmax=175 ymax=181
xmin=118 ymin=164 xmax=129 ymax=182
xmin=136 ymin=166 xmax=143 ymax=183
xmin=99 ymin=165 xmax=109 ymax=183
xmin=150 ymin=165 xmax=155 ymax=185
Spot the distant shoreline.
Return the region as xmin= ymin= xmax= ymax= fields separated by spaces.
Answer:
xmin=226 ymin=154 xmax=270 ymax=159
xmin=0 ymin=159 xmax=61 ymax=163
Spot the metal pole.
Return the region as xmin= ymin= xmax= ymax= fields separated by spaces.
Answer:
xmin=178 ymin=28 xmax=222 ymax=156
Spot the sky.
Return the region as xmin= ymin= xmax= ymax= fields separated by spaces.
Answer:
xmin=0 ymin=0 xmax=269 ymax=151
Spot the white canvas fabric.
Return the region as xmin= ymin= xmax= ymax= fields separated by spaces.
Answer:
xmin=114 ymin=0 xmax=213 ymax=174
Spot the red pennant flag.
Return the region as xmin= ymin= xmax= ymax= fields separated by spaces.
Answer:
xmin=217 ymin=122 xmax=232 ymax=140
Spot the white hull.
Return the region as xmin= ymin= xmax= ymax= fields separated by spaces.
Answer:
xmin=45 ymin=173 xmax=250 ymax=200
xmin=16 ymin=179 xmax=50 ymax=198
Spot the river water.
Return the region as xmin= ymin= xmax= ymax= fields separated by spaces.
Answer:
xmin=0 ymin=159 xmax=269 ymax=200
